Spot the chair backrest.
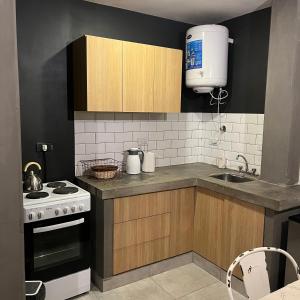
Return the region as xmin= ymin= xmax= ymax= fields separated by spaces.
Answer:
xmin=226 ymin=247 xmax=300 ymax=300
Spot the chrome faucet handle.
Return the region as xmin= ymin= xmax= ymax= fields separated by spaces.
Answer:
xmin=238 ymin=166 xmax=243 ymax=173
xmin=251 ymin=168 xmax=257 ymax=176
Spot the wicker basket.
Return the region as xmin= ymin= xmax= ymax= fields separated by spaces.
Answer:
xmin=78 ymin=158 xmax=124 ymax=180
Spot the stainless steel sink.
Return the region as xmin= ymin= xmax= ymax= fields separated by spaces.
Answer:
xmin=210 ymin=173 xmax=254 ymax=183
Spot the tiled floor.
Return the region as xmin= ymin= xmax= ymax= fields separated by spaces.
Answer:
xmin=75 ymin=263 xmax=247 ymax=300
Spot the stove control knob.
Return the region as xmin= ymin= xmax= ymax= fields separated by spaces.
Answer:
xmin=79 ymin=204 xmax=84 ymax=211
xmin=55 ymin=208 xmax=62 ymax=216
xmin=71 ymin=205 xmax=77 ymax=213
xmin=28 ymin=212 xmax=36 ymax=221
xmin=37 ymin=211 xmax=44 ymax=219
xmin=63 ymin=207 xmax=69 ymax=214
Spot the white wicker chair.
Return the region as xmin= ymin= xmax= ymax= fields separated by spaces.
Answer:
xmin=226 ymin=247 xmax=300 ymax=300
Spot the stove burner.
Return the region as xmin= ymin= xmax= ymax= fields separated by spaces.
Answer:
xmin=46 ymin=181 xmax=67 ymax=188
xmin=26 ymin=192 xmax=49 ymax=199
xmin=53 ymin=186 xmax=79 ymax=195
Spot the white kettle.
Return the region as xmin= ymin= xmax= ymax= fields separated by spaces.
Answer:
xmin=126 ymin=148 xmax=144 ymax=175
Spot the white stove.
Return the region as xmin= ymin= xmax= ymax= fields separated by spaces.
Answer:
xmin=23 ymin=180 xmax=91 ymax=300
xmin=23 ymin=180 xmax=90 ymax=223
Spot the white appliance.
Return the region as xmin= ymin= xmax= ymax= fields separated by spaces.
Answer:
xmin=185 ymin=24 xmax=229 ymax=93
xmin=142 ymin=151 xmax=155 ymax=173
xmin=126 ymin=148 xmax=144 ymax=175
xmin=23 ymin=180 xmax=91 ymax=300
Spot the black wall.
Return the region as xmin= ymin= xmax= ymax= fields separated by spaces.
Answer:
xmin=16 ymin=0 xmax=192 ymax=181
xmin=16 ymin=0 xmax=270 ymax=181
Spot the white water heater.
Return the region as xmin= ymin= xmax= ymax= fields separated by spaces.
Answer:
xmin=186 ymin=25 xmax=229 ymax=93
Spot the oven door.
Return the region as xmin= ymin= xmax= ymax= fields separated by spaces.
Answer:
xmin=25 ymin=212 xmax=90 ymax=282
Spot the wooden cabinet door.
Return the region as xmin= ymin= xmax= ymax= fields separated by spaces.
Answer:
xmin=86 ymin=36 xmax=123 ymax=112
xmin=221 ymin=197 xmax=264 ymax=277
xmin=114 ymin=191 xmax=171 ymax=223
xmin=123 ymin=41 xmax=155 ymax=112
xmin=193 ymin=189 xmax=224 ymax=267
xmin=113 ymin=213 xmax=171 ymax=274
xmin=153 ymin=47 xmax=182 ymax=112
xmin=169 ymin=188 xmax=195 ymax=256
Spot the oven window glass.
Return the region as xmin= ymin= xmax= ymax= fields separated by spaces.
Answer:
xmin=33 ymin=219 xmax=85 ymax=272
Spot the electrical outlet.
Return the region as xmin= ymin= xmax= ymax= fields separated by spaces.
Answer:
xmin=36 ymin=143 xmax=54 ymax=152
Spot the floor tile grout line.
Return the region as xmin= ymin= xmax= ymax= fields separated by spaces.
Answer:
xmin=149 ymin=277 xmax=176 ymax=299
xmin=151 ymin=264 xmax=219 ymax=299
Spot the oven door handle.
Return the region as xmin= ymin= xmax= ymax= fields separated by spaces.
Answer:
xmin=33 ymin=218 xmax=84 ymax=233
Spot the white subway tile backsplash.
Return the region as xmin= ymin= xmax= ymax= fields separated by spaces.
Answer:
xmin=148 ymin=141 xmax=156 ymax=150
xmin=245 ymin=114 xmax=258 ymax=124
xmin=74 ymin=113 xmax=264 ymax=174
xmin=164 ymin=131 xmax=179 ymax=140
xmin=96 ymin=121 xmax=105 ymax=132
xmin=124 ymin=141 xmax=137 ymax=150
xmin=185 ymin=156 xmax=198 ymax=163
xmin=140 ymin=121 xmax=157 ymax=131
xmin=105 ymin=143 xmax=123 ymax=153
xmin=105 ymin=122 xmax=123 ymax=132
xmin=153 ymin=149 xmax=164 ymax=159
xmin=156 ymin=157 xmax=171 ymax=167
xmin=75 ymin=133 xmax=95 ymax=144
xmin=232 ymin=123 xmax=247 ymax=133
xmin=192 ymin=113 xmax=202 ymax=121
xmin=257 ymin=115 xmax=264 ymax=125
xmin=85 ymin=144 xmax=97 ymax=154
xmin=178 ymin=147 xmax=192 ymax=157
xmin=96 ymin=133 xmax=114 ymax=143
xmin=132 ymin=131 xmax=148 ymax=141
xmin=84 ymin=120 xmax=97 ymax=132
xmin=75 ymin=144 xmax=85 ymax=155
xmin=124 ymin=121 xmax=141 ymax=132
xmin=149 ymin=131 xmax=164 ymax=141
xmin=157 ymin=140 xmax=172 ymax=149
xmin=114 ymin=132 xmax=132 ymax=142
xmin=186 ymin=122 xmax=199 ymax=130
xmin=185 ymin=139 xmax=198 ymax=148
xmin=226 ymin=114 xmax=241 ymax=123
xmin=172 ymin=121 xmax=186 ymax=130
xmin=156 ymin=121 xmax=172 ymax=131
xmin=96 ymin=152 xmax=114 ymax=159
xmin=232 ymin=142 xmax=247 ymax=153
xmin=240 ymin=133 xmax=257 ymax=144
xmin=247 ymin=124 xmax=263 ymax=135
xmin=179 ymin=130 xmax=192 ymax=139
xmin=171 ymin=139 xmax=185 ymax=149
xmin=164 ymin=148 xmax=178 ymax=158
xmin=74 ymin=121 xmax=85 ymax=133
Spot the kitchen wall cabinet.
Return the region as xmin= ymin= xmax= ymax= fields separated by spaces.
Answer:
xmin=73 ymin=36 xmax=123 ymax=112
xmin=113 ymin=188 xmax=194 ymax=274
xmin=193 ymin=188 xmax=265 ymax=278
xmin=73 ymin=35 xmax=182 ymax=113
xmin=153 ymin=46 xmax=182 ymax=113
xmin=123 ymin=42 xmax=155 ymax=112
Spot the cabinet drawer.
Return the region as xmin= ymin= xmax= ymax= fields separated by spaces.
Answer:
xmin=113 ymin=237 xmax=170 ymax=274
xmin=114 ymin=213 xmax=171 ymax=249
xmin=114 ymin=191 xmax=171 ymax=223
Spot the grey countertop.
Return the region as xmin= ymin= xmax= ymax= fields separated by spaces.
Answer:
xmin=76 ymin=162 xmax=300 ymax=212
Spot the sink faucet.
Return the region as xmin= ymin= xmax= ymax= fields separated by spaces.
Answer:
xmin=236 ymin=154 xmax=249 ymax=173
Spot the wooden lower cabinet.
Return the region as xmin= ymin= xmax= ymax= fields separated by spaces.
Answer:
xmin=193 ymin=188 xmax=265 ymax=279
xmin=193 ymin=189 xmax=224 ymax=267
xmin=169 ymin=187 xmax=195 ymax=256
xmin=113 ymin=188 xmax=195 ymax=274
xmin=112 ymin=187 xmax=265 ymax=277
